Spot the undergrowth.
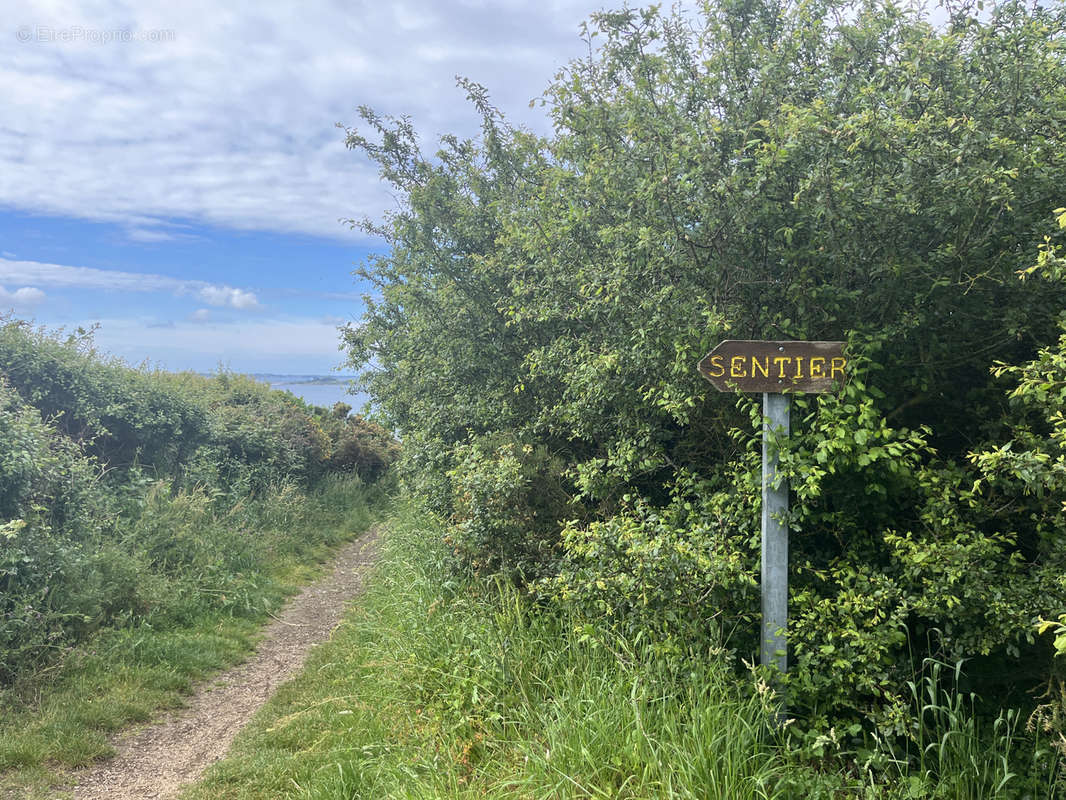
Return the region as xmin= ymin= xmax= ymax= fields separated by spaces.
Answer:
xmin=183 ymin=501 xmax=1061 ymax=799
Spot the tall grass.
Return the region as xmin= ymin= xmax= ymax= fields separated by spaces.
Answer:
xmin=330 ymin=508 xmax=792 ymax=798
xmin=884 ymin=659 xmax=1060 ymax=799
xmin=188 ymin=501 xmax=787 ymax=799
xmin=187 ymin=501 xmax=1063 ymax=800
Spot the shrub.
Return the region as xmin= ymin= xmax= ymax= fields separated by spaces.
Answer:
xmin=0 ymin=381 xmax=105 ymax=681
xmin=0 ymin=320 xmax=211 ymax=477
xmin=447 ymin=433 xmax=581 ymax=582
xmin=320 ymin=413 xmax=400 ymax=482
xmin=546 ymin=467 xmax=761 ymax=658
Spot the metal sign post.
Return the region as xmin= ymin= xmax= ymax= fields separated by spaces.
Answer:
xmin=698 ymin=340 xmax=846 ymax=681
xmin=761 ymin=391 xmax=789 ymax=675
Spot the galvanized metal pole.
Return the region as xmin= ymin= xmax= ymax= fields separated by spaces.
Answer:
xmin=761 ymin=392 xmax=789 ymax=677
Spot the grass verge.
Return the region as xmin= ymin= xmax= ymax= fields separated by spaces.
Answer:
xmin=182 ymin=500 xmax=787 ymax=799
xmin=0 ymin=474 xmax=384 ymax=799
xmin=182 ymin=499 xmax=1062 ymax=800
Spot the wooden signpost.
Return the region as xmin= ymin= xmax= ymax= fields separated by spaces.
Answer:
xmin=698 ymin=340 xmax=847 ymax=681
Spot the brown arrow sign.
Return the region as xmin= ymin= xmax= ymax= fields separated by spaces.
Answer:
xmin=698 ymin=340 xmax=847 ymax=393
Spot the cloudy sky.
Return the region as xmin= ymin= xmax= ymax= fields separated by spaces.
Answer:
xmin=1 ymin=0 xmax=625 ymax=373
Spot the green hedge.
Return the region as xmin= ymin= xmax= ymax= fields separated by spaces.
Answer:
xmin=0 ymin=319 xmax=397 ymax=684
xmin=341 ymin=0 xmax=1066 ymax=742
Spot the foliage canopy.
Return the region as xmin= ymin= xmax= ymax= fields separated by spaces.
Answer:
xmin=343 ymin=0 xmax=1066 ymax=738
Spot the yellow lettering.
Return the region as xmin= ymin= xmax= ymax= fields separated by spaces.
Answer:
xmin=751 ymin=356 xmax=770 ymax=378
xmin=773 ymin=356 xmax=790 ymax=378
xmin=730 ymin=356 xmax=747 ymax=378
xmin=830 ymin=357 xmax=847 ymax=380
xmin=810 ymin=357 xmax=826 ymax=379
xmin=793 ymin=357 xmax=804 ymax=379
xmin=707 ymin=354 xmax=725 ymax=378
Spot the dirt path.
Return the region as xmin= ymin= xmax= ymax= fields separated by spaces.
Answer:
xmin=63 ymin=528 xmax=380 ymax=800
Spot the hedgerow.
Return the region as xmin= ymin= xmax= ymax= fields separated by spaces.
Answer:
xmin=341 ymin=0 xmax=1066 ymax=757
xmin=0 ymin=319 xmax=397 ymax=683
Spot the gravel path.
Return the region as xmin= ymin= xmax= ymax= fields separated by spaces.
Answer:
xmin=63 ymin=528 xmax=380 ymax=800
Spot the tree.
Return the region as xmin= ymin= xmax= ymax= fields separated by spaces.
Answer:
xmin=343 ymin=0 xmax=1066 ymax=731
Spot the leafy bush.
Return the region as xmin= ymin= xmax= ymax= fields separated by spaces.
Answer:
xmin=447 ymin=433 xmax=581 ymax=582
xmin=549 ymin=356 xmax=1066 ymax=737
xmin=0 ymin=321 xmax=211 ymax=476
xmin=545 ymin=467 xmax=760 ymax=657
xmin=345 ymin=0 xmax=1066 ymax=500
xmin=0 ymin=382 xmax=105 ymax=682
xmin=315 ymin=408 xmax=400 ymax=482
xmin=0 ymin=321 xmax=397 ymax=494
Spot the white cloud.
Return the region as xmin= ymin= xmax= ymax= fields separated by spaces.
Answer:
xmin=0 ymin=1 xmax=616 ymax=241
xmin=0 ymin=285 xmax=46 ymax=308
xmin=85 ymin=314 xmax=348 ymax=373
xmin=0 ymin=257 xmax=260 ymax=310
xmin=0 ymin=258 xmax=184 ymax=292
xmin=189 ymin=308 xmax=211 ymax=322
xmin=198 ymin=285 xmax=260 ymax=310
xmin=125 ymin=226 xmax=193 ymax=243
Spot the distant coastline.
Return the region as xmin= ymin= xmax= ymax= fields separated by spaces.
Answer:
xmin=262 ymin=375 xmax=367 ymax=413
xmin=250 ymin=374 xmax=358 ymax=386
xmin=190 ymin=373 xmax=367 ymax=411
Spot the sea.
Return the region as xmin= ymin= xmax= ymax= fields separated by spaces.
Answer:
xmin=257 ymin=375 xmax=370 ymax=413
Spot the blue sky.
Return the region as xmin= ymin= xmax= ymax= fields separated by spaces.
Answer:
xmin=1 ymin=0 xmax=621 ymax=374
